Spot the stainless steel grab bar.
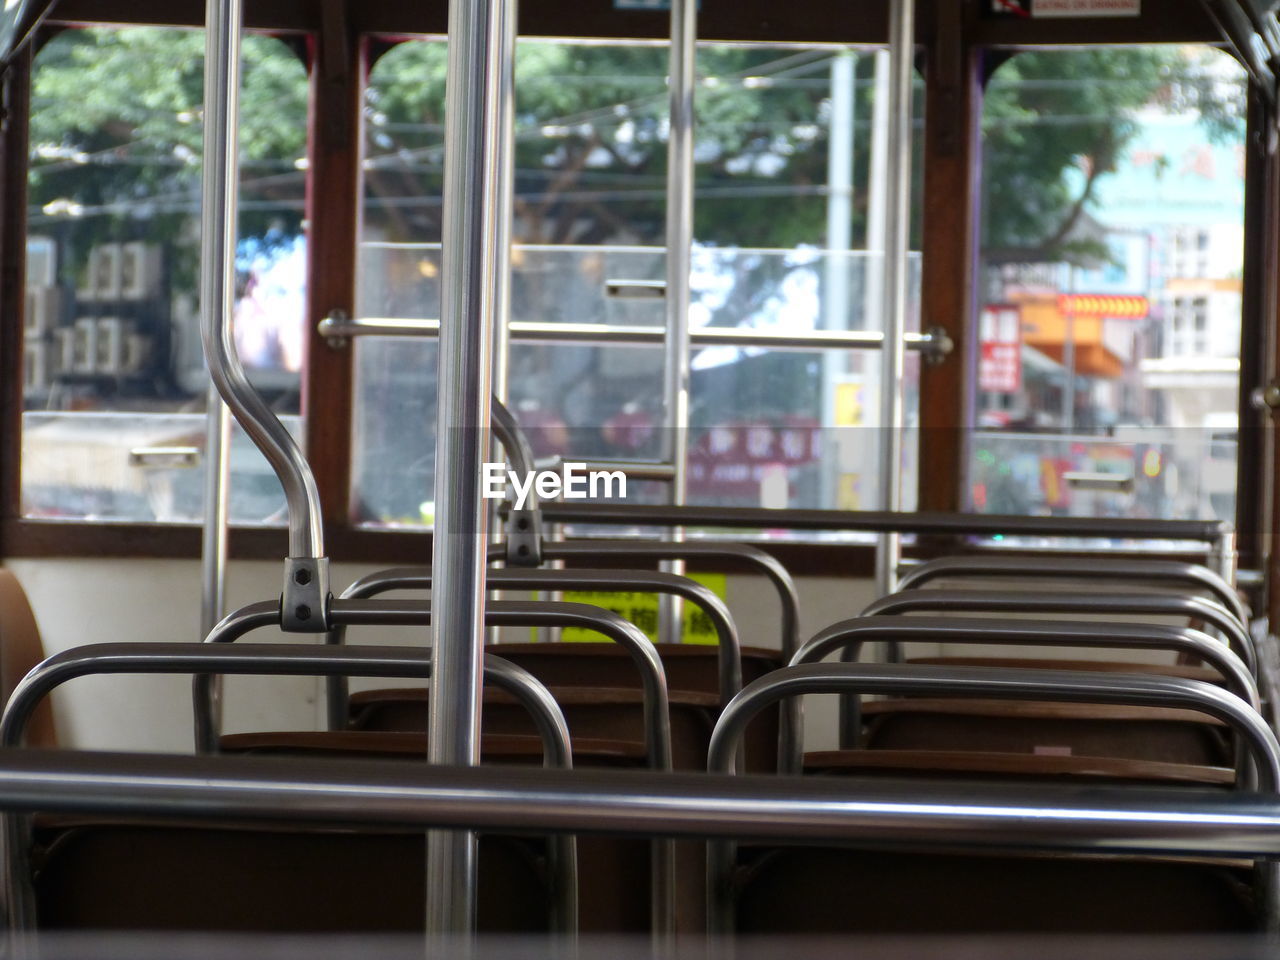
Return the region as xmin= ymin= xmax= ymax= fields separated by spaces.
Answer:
xmin=860 ymin=589 xmax=1255 ymax=676
xmin=506 ymin=538 xmax=803 ymax=773
xmin=791 ymin=615 xmax=1259 ymax=768
xmin=199 ymin=0 xmax=327 ymax=631
xmin=491 ymin=396 xmax=543 ymax=567
xmin=0 ymin=644 xmax=576 ymax=936
xmin=896 ymin=556 xmax=1249 ymax=628
xmin=428 ymin=0 xmax=515 ymax=928
xmin=797 ymin=616 xmax=1259 ymax=710
xmin=190 ymin=597 xmax=674 ymax=936
xmin=322 ymin=567 xmax=740 ymax=731
xmin=318 ymin=314 xmax=955 ymax=355
xmin=704 ymin=662 xmax=1280 ymax=935
xmin=0 ymin=748 xmax=1275 ymax=848
xmin=851 ymin=588 xmax=1258 ymax=749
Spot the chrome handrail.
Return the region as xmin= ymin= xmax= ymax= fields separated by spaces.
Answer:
xmin=0 ymin=644 xmax=576 ymax=936
xmin=896 ymin=556 xmax=1249 ymax=628
xmin=795 ymin=614 xmax=1260 ymax=763
xmin=518 ymin=539 xmax=802 ymax=772
xmin=860 ymin=589 xmax=1255 ymax=676
xmin=323 ymin=567 xmax=740 ymax=729
xmin=190 ymin=597 xmax=674 ymax=935
xmin=199 ymin=0 xmax=328 ymax=630
xmin=705 ymin=661 xmax=1280 ymax=935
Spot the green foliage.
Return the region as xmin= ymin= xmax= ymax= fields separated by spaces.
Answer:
xmin=28 ymin=27 xmax=308 ymax=289
xmin=981 ymin=46 xmax=1245 ymax=264
xmin=364 ymin=41 xmax=901 ymax=249
xmin=27 ymin=28 xmax=1246 ymax=279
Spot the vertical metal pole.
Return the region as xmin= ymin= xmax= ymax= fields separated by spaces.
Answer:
xmin=874 ymin=0 xmax=914 ymax=599
xmin=659 ymin=0 xmax=696 ymax=647
xmin=821 ymin=51 xmax=856 ymax=511
xmin=199 ymin=0 xmax=241 ymax=646
xmin=199 ymin=389 xmax=231 ymax=731
xmin=426 ymin=0 xmax=514 ymax=936
xmin=486 ymin=7 xmax=518 ymax=645
xmin=1062 ymin=266 xmax=1078 ymax=431
xmin=200 ymin=392 xmax=231 ymax=639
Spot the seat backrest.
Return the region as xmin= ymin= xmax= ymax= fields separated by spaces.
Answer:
xmin=0 ymin=568 xmax=56 ymax=748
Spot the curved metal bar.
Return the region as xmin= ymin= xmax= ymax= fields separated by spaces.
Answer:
xmin=527 ymin=538 xmax=803 ymax=773
xmin=704 ymin=661 xmax=1280 ymax=936
xmin=1 ymin=644 xmax=576 ymax=936
xmin=859 ymin=589 xmax=1256 ymax=678
xmin=490 ymin=397 xmax=536 ymax=502
xmin=491 ymin=396 xmax=543 ymax=568
xmin=198 ymin=0 xmax=322 ymax=564
xmin=326 ymin=565 xmax=740 ymax=710
xmin=796 ymin=615 xmax=1258 ymax=710
xmin=710 ymin=662 xmax=1280 ymax=785
xmin=897 ymin=556 xmax=1249 ymax=628
xmin=802 ymin=614 xmax=1259 ymax=759
xmin=193 ymin=597 xmax=673 ymax=938
xmin=199 ymin=600 xmax=670 ymax=769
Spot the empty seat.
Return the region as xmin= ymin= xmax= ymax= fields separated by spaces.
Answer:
xmin=734 ymin=846 xmax=1256 ymax=934
xmin=31 ymin=819 xmax=550 ymax=933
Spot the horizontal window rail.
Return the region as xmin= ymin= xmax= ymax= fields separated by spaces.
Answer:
xmin=319 ymin=312 xmax=954 ymax=360
xmin=519 ymin=502 xmax=1232 ymax=545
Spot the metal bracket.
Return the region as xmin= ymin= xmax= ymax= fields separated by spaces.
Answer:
xmin=920 ymin=325 xmax=955 ymax=366
xmin=281 ymin=556 xmax=331 ymax=632
xmin=505 ymin=508 xmax=543 ymax=566
xmin=1254 ymin=378 xmax=1280 ymax=414
xmin=320 ymin=308 xmax=350 ymax=350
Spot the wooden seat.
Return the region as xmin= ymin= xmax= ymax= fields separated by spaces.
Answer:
xmin=221 ymin=729 xmax=648 ymax=767
xmin=351 ymin=684 xmax=723 ymax=772
xmin=803 ymin=747 xmax=1235 ymax=787
xmin=217 ymin=726 xmax=662 ymax=934
xmin=733 ymin=845 xmax=1257 ymax=934
xmin=350 ymin=641 xmax=783 ymax=773
xmin=0 ymin=568 xmax=56 ymax=748
xmin=486 ymin=641 xmax=781 ymax=695
xmin=30 ymin=818 xmax=549 ymax=933
xmin=909 ymin=656 xmax=1225 ymax=683
xmin=859 ymin=698 xmax=1233 ymax=767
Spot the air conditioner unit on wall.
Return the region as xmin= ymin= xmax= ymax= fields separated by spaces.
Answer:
xmin=120 ymin=242 xmax=162 ymax=300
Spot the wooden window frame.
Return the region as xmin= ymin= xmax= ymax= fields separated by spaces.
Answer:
xmin=0 ymin=0 xmax=1253 ymax=580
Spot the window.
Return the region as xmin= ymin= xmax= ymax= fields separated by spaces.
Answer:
xmin=353 ymin=38 xmax=923 ymax=530
xmin=970 ymin=46 xmax=1246 ymax=528
xmin=19 ymin=27 xmax=309 ymax=525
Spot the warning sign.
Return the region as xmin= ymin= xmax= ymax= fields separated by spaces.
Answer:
xmin=558 ymin=572 xmax=728 ymax=646
xmin=1033 ymin=0 xmax=1140 ymax=16
xmin=979 ymin=305 xmax=1022 ymax=394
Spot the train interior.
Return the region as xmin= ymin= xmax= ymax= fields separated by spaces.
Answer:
xmin=2 ymin=0 xmax=1280 ymax=956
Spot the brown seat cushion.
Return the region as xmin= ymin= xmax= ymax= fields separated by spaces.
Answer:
xmin=734 ymin=846 xmax=1257 ymax=934
xmin=802 ymin=748 xmax=1235 ymax=787
xmin=31 ymin=822 xmax=548 ymax=933
xmin=860 ymin=698 xmax=1232 ymax=767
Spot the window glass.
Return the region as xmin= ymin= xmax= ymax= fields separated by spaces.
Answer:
xmin=353 ymin=39 xmax=922 ymax=528
xmin=971 ymin=46 xmax=1245 ymax=532
xmin=21 ymin=27 xmax=309 ymax=524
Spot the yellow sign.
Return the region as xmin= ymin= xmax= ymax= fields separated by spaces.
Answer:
xmin=557 ymin=572 xmax=728 ymax=646
xmin=835 ymin=381 xmax=864 ymax=427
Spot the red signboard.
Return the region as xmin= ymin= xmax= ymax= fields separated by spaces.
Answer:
xmin=1056 ymin=294 xmax=1149 ymax=318
xmin=978 ymin=305 xmax=1022 ymax=394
